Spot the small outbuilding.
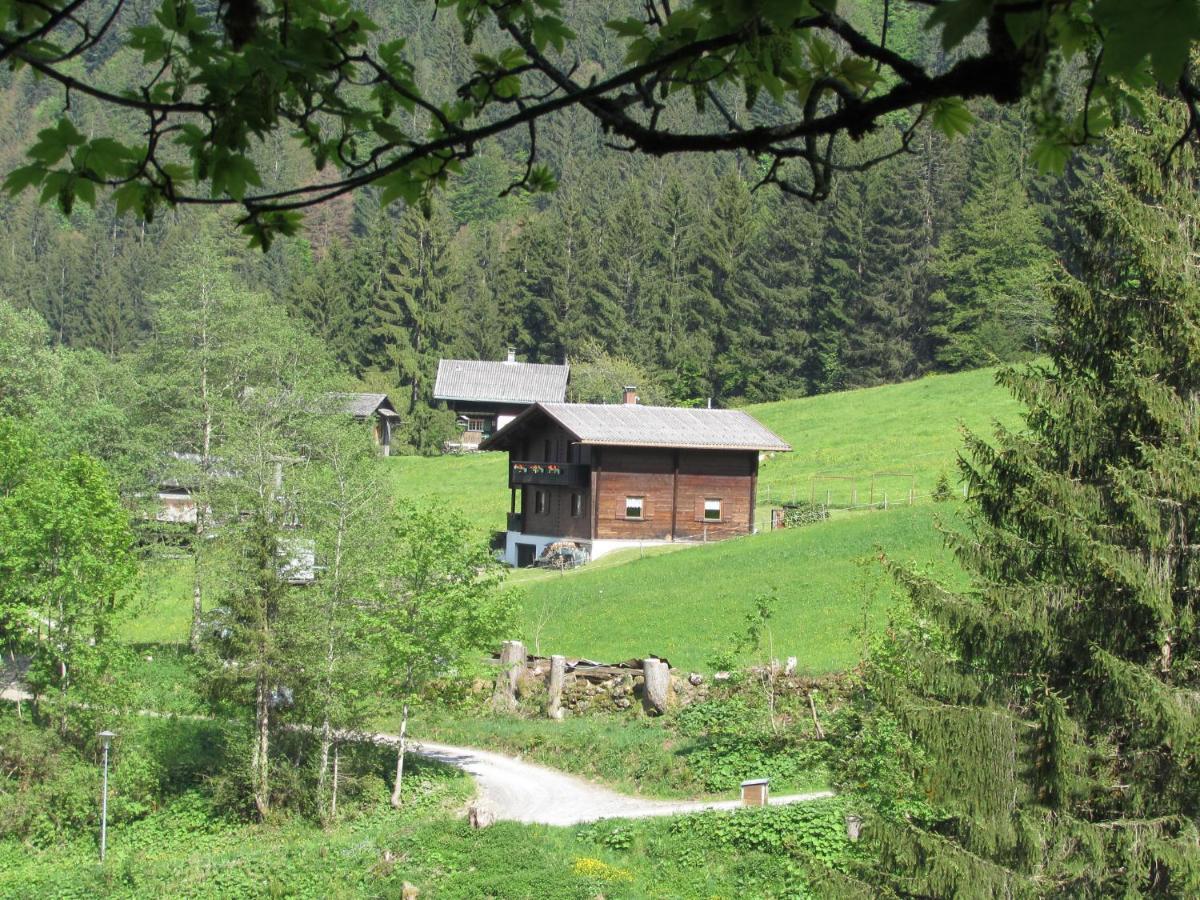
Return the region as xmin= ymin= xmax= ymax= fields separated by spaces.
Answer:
xmin=329 ymin=392 xmax=401 ymax=456
xmin=433 ymin=350 xmax=569 ymax=451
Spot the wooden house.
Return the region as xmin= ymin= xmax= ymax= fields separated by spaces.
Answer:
xmin=433 ymin=350 xmax=569 ymax=451
xmin=479 ymin=393 xmax=790 ymax=566
xmin=329 ymin=392 xmax=400 ymax=456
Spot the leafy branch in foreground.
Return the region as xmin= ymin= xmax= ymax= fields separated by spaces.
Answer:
xmin=1 ymin=0 xmax=1197 ymax=247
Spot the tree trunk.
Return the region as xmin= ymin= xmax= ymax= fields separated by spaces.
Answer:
xmin=189 ymin=521 xmax=204 ymax=651
xmin=331 ymin=743 xmax=340 ymax=819
xmin=390 ymin=702 xmax=409 ymax=808
xmin=317 ymin=715 xmax=332 ymax=822
xmin=189 ymin=326 xmax=212 ymax=652
xmin=252 ymin=668 xmax=271 ymax=819
xmin=492 ymin=640 xmax=524 ymax=712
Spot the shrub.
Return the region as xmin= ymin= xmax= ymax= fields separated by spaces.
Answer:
xmin=931 ymin=472 xmax=954 ymax=502
xmin=780 ymin=501 xmax=829 ymax=527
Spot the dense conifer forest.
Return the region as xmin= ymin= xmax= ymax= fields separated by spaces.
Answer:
xmin=0 ymin=0 xmax=1060 ymax=449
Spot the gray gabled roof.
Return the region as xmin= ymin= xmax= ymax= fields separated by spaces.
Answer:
xmin=329 ymin=392 xmax=400 ymax=419
xmin=433 ymin=359 xmax=569 ymax=404
xmin=482 ymin=403 xmax=791 ymax=453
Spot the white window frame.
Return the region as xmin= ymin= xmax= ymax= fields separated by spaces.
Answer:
xmin=704 ymin=498 xmax=723 ymax=521
xmin=625 ymin=496 xmax=645 ymax=520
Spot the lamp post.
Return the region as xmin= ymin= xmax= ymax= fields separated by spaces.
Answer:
xmin=98 ymin=730 xmax=115 ymax=862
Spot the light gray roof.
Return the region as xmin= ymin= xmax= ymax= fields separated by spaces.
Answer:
xmin=433 ymin=359 xmax=569 ymax=404
xmin=329 ymin=392 xmax=399 ymax=418
xmin=485 ymin=403 xmax=791 ymax=452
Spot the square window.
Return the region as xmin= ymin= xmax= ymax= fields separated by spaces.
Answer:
xmin=704 ymin=498 xmax=722 ymax=521
xmin=571 ymin=493 xmax=583 ymax=518
xmin=625 ymin=496 xmax=644 ymax=519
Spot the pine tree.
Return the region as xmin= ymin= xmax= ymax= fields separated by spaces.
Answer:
xmin=930 ymin=129 xmax=1053 ymax=369
xmin=833 ymin=95 xmax=1200 ymax=898
xmin=367 ymin=202 xmax=461 ymax=411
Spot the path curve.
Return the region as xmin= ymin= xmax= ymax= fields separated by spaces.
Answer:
xmin=405 ymin=738 xmax=833 ymax=826
xmin=1 ymin=675 xmax=833 ymax=827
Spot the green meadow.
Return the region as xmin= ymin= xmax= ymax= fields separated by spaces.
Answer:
xmin=515 ymin=503 xmax=969 ymax=673
xmin=126 ymin=367 xmax=1024 ymax=669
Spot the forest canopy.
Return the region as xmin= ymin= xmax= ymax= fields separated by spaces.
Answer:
xmin=0 ymin=0 xmax=1197 ymax=247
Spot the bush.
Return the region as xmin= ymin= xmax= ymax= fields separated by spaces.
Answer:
xmin=780 ymin=501 xmax=829 ymax=527
xmin=931 ymin=472 xmax=954 ymax=502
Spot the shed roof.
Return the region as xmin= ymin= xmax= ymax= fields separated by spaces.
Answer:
xmin=480 ymin=402 xmax=791 ymax=453
xmin=329 ymin=392 xmax=400 ymax=418
xmin=433 ymin=359 xmax=569 ymax=404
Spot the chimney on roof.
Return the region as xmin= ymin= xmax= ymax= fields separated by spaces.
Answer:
xmin=623 ymin=386 xmax=639 ymax=405
xmin=505 ymin=347 xmax=516 ymax=364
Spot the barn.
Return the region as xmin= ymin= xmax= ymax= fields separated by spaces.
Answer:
xmin=480 ymin=393 xmax=790 ymax=566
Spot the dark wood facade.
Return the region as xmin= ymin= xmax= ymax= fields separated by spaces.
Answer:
xmin=506 ymin=419 xmax=760 ymax=543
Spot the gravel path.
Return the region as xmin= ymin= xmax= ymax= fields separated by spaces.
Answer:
xmin=408 ymin=738 xmax=834 ymax=826
xmin=1 ymin=674 xmax=833 ymax=826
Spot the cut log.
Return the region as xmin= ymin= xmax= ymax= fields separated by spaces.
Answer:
xmin=492 ymin=640 xmax=525 ymax=712
xmin=642 ymin=657 xmax=671 ymax=715
xmin=547 ymin=654 xmax=566 ymax=720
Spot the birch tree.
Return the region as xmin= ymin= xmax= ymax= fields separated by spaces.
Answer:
xmin=370 ymin=505 xmax=515 ymax=807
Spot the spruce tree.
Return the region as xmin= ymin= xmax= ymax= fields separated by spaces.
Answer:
xmin=833 ymin=94 xmax=1200 ymax=897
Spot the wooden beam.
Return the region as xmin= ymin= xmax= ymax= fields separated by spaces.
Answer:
xmin=670 ymin=449 xmax=679 ymax=541
xmin=590 ymin=447 xmax=601 ymax=540
xmin=749 ymin=453 xmax=759 ymax=534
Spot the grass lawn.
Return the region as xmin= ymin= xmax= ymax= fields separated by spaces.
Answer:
xmin=381 ymin=450 xmax=508 ymax=532
xmin=119 ymin=555 xmax=194 ymax=645
xmin=516 ymin=503 xmax=969 ymax=673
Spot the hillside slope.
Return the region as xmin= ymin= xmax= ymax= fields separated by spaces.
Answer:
xmin=385 ymin=365 xmax=1026 ymax=530
xmin=515 ymin=503 xmax=968 ymax=673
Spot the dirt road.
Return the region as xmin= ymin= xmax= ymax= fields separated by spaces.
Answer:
xmin=409 ymin=739 xmax=834 ymax=826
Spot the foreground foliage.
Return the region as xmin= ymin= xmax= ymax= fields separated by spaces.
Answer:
xmin=834 ymin=94 xmax=1200 ymax=896
xmin=0 ymin=710 xmax=856 ymax=899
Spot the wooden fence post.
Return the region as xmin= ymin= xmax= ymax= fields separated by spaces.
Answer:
xmin=492 ymin=640 xmax=525 ymax=712
xmin=547 ymin=654 xmax=566 ymax=720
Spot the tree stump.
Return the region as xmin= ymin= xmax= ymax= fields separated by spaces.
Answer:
xmin=468 ymin=799 xmax=497 ymax=829
xmin=546 ymin=654 xmax=566 ymax=720
xmin=642 ymin=657 xmax=671 ymax=715
xmin=492 ymin=640 xmax=525 ymax=712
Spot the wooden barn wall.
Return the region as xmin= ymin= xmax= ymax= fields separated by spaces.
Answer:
xmin=594 ymin=447 xmax=757 ymax=541
xmin=594 ymin=447 xmax=675 ymax=540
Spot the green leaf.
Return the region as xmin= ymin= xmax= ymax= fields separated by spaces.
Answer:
xmin=607 ymin=17 xmax=647 ymax=38
xmin=925 ymin=0 xmax=990 ymax=51
xmin=377 ymin=169 xmax=424 ymax=207
xmin=1094 ymin=0 xmax=1200 ymax=85
xmin=1031 ymin=137 xmax=1072 ymax=175
xmin=3 ymin=164 xmax=45 ymax=196
xmin=28 ymin=119 xmax=85 ymax=166
xmin=929 ymin=97 xmax=975 ymax=139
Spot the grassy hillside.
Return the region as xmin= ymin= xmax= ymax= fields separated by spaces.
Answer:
xmin=126 ymin=367 xmax=1023 ymax=666
xmin=749 ymin=366 xmax=1026 ymax=507
xmin=516 ymin=503 xmax=969 ymax=673
xmin=383 ymin=365 xmax=1026 ymax=531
